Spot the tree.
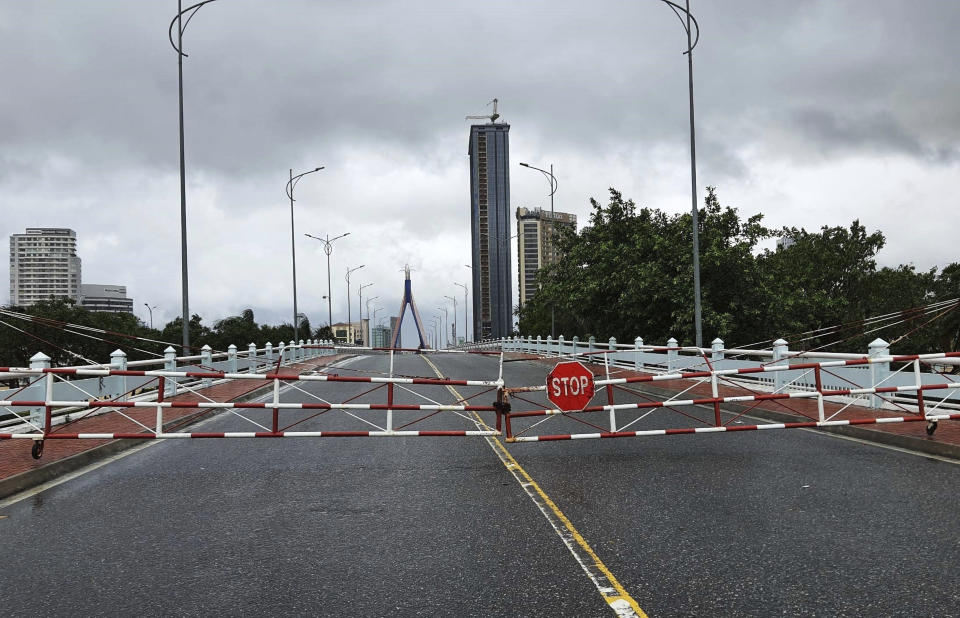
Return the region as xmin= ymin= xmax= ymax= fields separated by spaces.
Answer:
xmin=519 ymin=187 xmax=770 ymax=345
xmin=211 ymin=309 xmax=261 ymax=351
xmin=160 ymin=314 xmax=212 ymax=354
xmin=518 ymin=187 xmax=956 ymax=354
xmin=314 ymin=325 xmax=335 ymax=340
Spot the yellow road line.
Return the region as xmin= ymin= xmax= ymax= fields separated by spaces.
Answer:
xmin=420 ymin=355 xmax=647 ymax=618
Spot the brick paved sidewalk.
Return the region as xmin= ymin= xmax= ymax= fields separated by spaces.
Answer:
xmin=510 ymin=353 xmax=960 ymax=454
xmin=0 ymin=354 xmax=351 ymax=486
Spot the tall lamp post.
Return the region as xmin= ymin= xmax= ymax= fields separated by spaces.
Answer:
xmin=357 ymin=284 xmax=373 ymax=345
xmin=305 ymin=232 xmax=350 ymax=328
xmin=431 ymin=315 xmax=441 ymax=350
xmin=371 ymin=305 xmax=383 ymax=346
xmin=286 ymin=166 xmax=324 ymax=344
xmin=444 ymin=295 xmax=458 ymax=347
xmin=345 ymin=265 xmax=365 ymax=343
xmin=454 ymin=282 xmax=468 ymax=343
xmin=519 ymin=161 xmax=559 ymax=338
xmin=659 ymin=0 xmax=703 ymax=348
xmin=436 ymin=306 xmax=448 ymax=349
xmin=168 ymin=0 xmax=219 ymax=354
xmin=366 ymin=295 xmax=380 ymax=345
xmin=144 ymin=304 xmax=158 ymax=330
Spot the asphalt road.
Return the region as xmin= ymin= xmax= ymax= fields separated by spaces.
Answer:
xmin=1 ymin=352 xmax=958 ymax=617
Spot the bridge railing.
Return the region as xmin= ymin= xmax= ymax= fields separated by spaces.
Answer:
xmin=0 ymin=339 xmax=339 ymax=431
xmin=0 ymin=348 xmax=504 ymax=458
xmin=474 ymin=335 xmax=960 ymax=411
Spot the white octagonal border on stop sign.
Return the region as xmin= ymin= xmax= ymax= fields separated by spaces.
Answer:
xmin=546 ymin=360 xmax=595 ymax=412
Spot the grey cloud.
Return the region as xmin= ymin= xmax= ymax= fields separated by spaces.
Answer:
xmin=3 ymin=0 xmax=959 ymax=326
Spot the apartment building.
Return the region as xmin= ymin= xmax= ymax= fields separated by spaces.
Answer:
xmin=9 ymin=228 xmax=82 ymax=307
xmin=515 ymin=207 xmax=577 ymax=306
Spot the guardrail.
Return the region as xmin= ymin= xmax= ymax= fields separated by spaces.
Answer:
xmin=470 ymin=335 xmax=960 ymax=412
xmin=0 ymin=339 xmax=339 ymax=431
xmin=0 ymin=347 xmax=504 ymax=459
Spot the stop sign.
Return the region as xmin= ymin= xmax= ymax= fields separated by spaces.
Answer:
xmin=546 ymin=361 xmax=595 ymax=411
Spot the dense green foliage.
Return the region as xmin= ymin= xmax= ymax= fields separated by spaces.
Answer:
xmin=0 ymin=301 xmax=326 ymax=368
xmin=517 ymin=188 xmax=960 ymax=353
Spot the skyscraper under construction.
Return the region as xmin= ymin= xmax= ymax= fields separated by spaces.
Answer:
xmin=468 ymin=121 xmax=512 ymax=341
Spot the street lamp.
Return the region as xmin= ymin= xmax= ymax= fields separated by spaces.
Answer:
xmin=371 ymin=305 xmax=383 ymax=346
xmin=286 ymin=166 xmax=324 ymax=344
xmin=357 ymin=284 xmax=373 ymax=344
xmin=168 ymin=0 xmax=219 ymax=354
xmin=659 ymin=0 xmax=703 ymax=348
xmin=519 ymin=161 xmax=559 ymax=338
xmin=366 ymin=296 xmax=379 ymax=323
xmin=431 ymin=315 xmax=441 ymax=350
xmin=144 ymin=303 xmax=158 ymax=330
xmin=436 ymin=306 xmax=448 ymax=349
xmin=305 ymin=232 xmax=350 ymax=328
xmin=444 ymin=295 xmax=457 ymax=347
xmin=454 ymin=282 xmax=468 ymax=344
xmin=345 ymin=265 xmax=365 ymax=343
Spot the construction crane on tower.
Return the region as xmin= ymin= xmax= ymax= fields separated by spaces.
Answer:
xmin=465 ymin=98 xmax=501 ymax=123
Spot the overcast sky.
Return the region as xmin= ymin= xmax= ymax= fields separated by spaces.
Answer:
xmin=2 ymin=1 xmax=958 ymax=342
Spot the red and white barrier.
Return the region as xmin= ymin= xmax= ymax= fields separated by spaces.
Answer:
xmin=509 ymin=413 xmax=960 ymax=442
xmin=1 ymin=430 xmax=498 ymax=440
xmin=499 ymin=350 xmax=960 ymax=443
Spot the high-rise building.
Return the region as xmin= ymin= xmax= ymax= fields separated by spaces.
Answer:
xmin=516 ymin=207 xmax=577 ymax=306
xmin=80 ymin=284 xmax=134 ymax=313
xmin=371 ymin=325 xmax=391 ymax=348
xmin=9 ymin=228 xmax=82 ymax=307
xmin=468 ymin=122 xmax=512 ymax=340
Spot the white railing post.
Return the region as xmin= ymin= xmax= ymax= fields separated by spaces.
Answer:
xmin=200 ymin=345 xmax=213 ymax=388
xmin=667 ymin=337 xmax=679 ymax=372
xmin=110 ymin=349 xmax=128 ymax=400
xmin=298 ymin=339 xmax=305 ymax=362
xmin=278 ymin=341 xmax=286 ymax=364
xmin=557 ymin=335 xmax=565 ymax=357
xmin=29 ymin=352 xmax=52 ymax=430
xmin=869 ymin=338 xmax=890 ymax=409
xmin=634 ymin=336 xmax=644 ymax=371
xmin=711 ymin=338 xmax=724 ymax=370
xmin=608 ymin=337 xmax=617 ymax=365
xmin=247 ymin=343 xmax=258 ymax=372
xmin=164 ymin=346 xmax=177 ymax=396
xmin=773 ymin=338 xmax=789 ymax=392
xmin=227 ymin=344 xmax=238 ymax=374
xmin=265 ymin=342 xmax=273 ymax=362
xmin=572 ymin=336 xmax=580 ymax=358
xmin=546 ymin=335 xmax=553 ymax=356
xmin=588 ymin=336 xmax=596 ymax=356
xmin=536 ymin=335 xmax=542 ymax=355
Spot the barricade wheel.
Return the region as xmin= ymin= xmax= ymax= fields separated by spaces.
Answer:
xmin=926 ymin=421 xmax=938 ymax=436
xmin=31 ymin=440 xmax=44 ymax=460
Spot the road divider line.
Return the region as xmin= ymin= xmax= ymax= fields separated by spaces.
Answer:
xmin=420 ymin=355 xmax=646 ymax=618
